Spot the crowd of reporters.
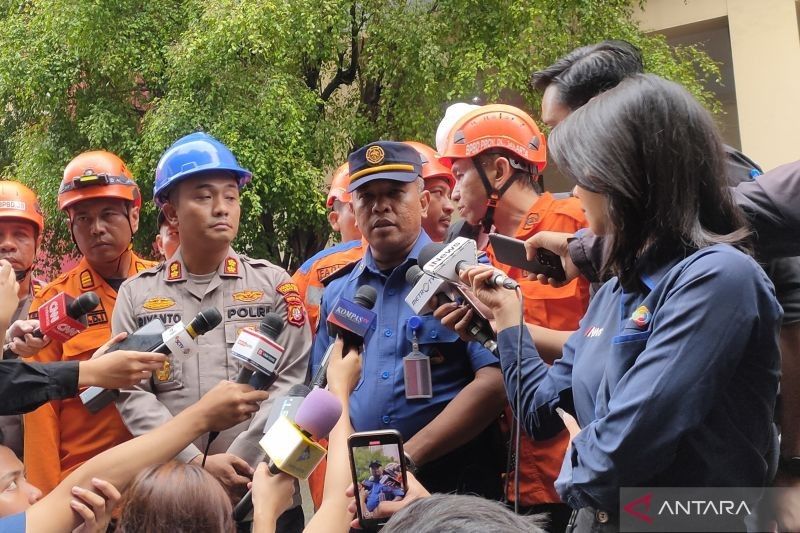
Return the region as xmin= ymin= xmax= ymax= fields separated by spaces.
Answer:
xmin=1 ymin=39 xmax=799 ymax=533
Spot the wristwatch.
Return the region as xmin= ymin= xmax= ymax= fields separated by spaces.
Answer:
xmin=778 ymin=455 xmax=800 ymax=477
xmin=404 ymin=452 xmax=419 ymax=475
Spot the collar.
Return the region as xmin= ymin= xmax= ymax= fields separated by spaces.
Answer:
xmin=76 ymin=252 xmax=149 ymax=291
xmin=637 ymin=257 xmax=681 ymax=291
xmin=352 ymin=230 xmax=431 ymax=279
xmin=164 ymin=246 xmax=243 ymax=283
xmin=513 ymin=192 xmax=555 ymax=237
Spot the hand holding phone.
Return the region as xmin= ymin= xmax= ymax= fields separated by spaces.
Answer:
xmin=348 ymin=430 xmax=408 ymax=530
xmin=488 ymin=233 xmax=567 ymax=282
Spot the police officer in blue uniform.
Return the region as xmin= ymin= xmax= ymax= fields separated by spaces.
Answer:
xmin=310 ymin=141 xmax=506 ymax=497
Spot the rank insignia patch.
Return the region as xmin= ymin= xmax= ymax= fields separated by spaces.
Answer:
xmin=224 ymin=257 xmax=238 ymax=275
xmin=80 ymin=270 xmax=94 ymax=289
xmin=167 ymin=261 xmax=182 ymax=281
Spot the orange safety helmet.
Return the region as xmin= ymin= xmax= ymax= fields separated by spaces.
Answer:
xmin=438 ymin=104 xmax=547 ymax=173
xmin=58 ymin=151 xmax=141 ymax=212
xmin=403 ymin=141 xmax=456 ymax=190
xmin=326 ymin=163 xmax=352 ymax=208
xmin=0 ymin=181 xmax=45 ymax=236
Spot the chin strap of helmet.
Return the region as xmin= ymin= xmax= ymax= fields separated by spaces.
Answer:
xmin=472 ymin=154 xmax=533 ymax=234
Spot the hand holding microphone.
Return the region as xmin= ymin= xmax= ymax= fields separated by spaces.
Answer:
xmin=418 ymin=238 xmax=519 ymax=290
xmin=232 ymin=312 xmax=284 ymax=390
xmin=77 ymin=332 xmax=167 ymax=389
xmin=458 ymin=264 xmax=523 ymax=330
xmin=326 ymin=337 xmax=363 ymax=398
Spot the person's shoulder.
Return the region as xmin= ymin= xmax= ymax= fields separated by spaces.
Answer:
xmin=678 ymin=245 xmax=769 ymax=288
xmin=239 ymin=254 xmax=294 ymax=280
xmin=547 ymin=195 xmax=586 ymax=223
xmin=298 ymin=240 xmax=363 ymax=273
xmin=119 ymin=262 xmax=164 ymax=290
xmin=35 ymin=262 xmax=84 ymax=299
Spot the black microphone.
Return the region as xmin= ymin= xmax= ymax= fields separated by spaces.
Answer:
xmin=406 ymin=265 xmax=497 ymax=354
xmin=80 ymin=308 xmax=223 ymax=413
xmin=232 ymin=312 xmax=285 ymax=390
xmin=311 ymin=285 xmax=378 ymax=388
xmin=418 ymin=239 xmax=519 ymax=290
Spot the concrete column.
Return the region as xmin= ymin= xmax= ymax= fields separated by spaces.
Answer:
xmin=727 ymin=0 xmax=800 ymax=170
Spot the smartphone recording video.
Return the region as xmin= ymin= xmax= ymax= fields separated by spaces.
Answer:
xmin=349 ymin=430 xmax=407 ymax=528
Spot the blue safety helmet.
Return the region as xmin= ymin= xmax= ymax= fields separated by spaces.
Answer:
xmin=153 ymin=132 xmax=252 ymax=207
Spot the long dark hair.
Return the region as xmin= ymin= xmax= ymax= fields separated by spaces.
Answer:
xmin=116 ymin=462 xmax=234 ymax=533
xmin=549 ymin=74 xmax=749 ymax=286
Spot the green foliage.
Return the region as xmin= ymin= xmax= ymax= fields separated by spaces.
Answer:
xmin=0 ymin=0 xmax=720 ymax=273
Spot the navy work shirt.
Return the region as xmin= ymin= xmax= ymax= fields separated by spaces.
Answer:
xmin=310 ymin=231 xmax=498 ymax=440
xmin=497 ymin=244 xmax=781 ymax=510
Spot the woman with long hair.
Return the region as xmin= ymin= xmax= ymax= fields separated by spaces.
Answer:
xmin=462 ymin=74 xmax=781 ymax=530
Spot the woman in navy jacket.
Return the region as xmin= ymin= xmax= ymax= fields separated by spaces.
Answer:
xmin=463 ymin=74 xmax=781 ymax=529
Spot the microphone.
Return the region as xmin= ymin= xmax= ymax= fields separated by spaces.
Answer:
xmin=80 ymin=308 xmax=223 ymax=413
xmin=405 ymin=265 xmax=498 ymax=354
xmin=405 ymin=265 xmax=458 ymax=315
xmin=34 ymin=292 xmax=100 ymax=342
xmin=232 ymin=312 xmax=285 ymax=390
xmin=232 ymin=387 xmax=340 ymax=522
xmin=418 ymin=238 xmax=519 ymax=290
xmin=311 ymin=285 xmax=377 ymax=388
xmin=262 ymin=384 xmax=312 ymax=434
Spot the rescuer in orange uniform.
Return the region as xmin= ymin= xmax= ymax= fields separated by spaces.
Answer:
xmin=22 ymin=151 xmax=156 ymax=494
xmin=436 ymin=104 xmax=589 ymax=531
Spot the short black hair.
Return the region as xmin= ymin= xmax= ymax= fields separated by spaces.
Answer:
xmin=549 ymin=74 xmax=750 ymax=287
xmin=531 ymin=40 xmax=644 ymax=110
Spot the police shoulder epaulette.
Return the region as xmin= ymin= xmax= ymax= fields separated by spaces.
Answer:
xmin=240 ymin=255 xmax=279 ymax=269
xmin=321 ymin=260 xmax=359 ymax=287
xmin=136 ymin=262 xmax=165 ymax=277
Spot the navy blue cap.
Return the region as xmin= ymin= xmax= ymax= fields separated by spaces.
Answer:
xmin=347 ymin=141 xmax=422 ymax=192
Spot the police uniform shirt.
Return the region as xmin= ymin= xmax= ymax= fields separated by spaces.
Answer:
xmin=310 ymin=231 xmax=498 ymax=441
xmin=112 ymin=247 xmax=312 ymax=465
xmin=496 ymin=244 xmax=781 ymax=511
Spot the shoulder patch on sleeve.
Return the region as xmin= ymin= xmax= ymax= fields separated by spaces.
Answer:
xmin=276 ymin=281 xmax=307 ymax=328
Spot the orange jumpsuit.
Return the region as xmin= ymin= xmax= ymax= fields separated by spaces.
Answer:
xmin=23 ymin=253 xmax=155 ymax=494
xmin=486 ymin=192 xmax=590 ymax=506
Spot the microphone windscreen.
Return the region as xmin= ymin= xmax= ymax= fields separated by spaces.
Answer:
xmin=294 ymin=388 xmax=342 ymax=438
xmin=194 ymin=308 xmax=223 ymax=333
xmin=405 ymin=265 xmax=424 ymax=286
xmin=417 ymin=242 xmax=446 ymax=269
xmin=353 ymin=285 xmax=378 ymax=310
xmin=260 ymin=312 xmax=284 ymax=339
xmin=69 ymin=291 xmax=100 ymax=316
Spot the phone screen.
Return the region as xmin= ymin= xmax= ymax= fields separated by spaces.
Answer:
xmin=350 ymin=433 xmax=407 ymax=525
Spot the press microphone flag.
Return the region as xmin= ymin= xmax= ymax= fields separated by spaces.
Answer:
xmin=232 ymin=312 xmax=284 ymax=389
xmin=80 ymin=308 xmax=223 ymax=413
xmin=419 ymin=238 xmax=519 ymax=290
xmin=36 ymin=291 xmax=100 ymax=342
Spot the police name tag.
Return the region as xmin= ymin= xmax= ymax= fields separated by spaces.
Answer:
xmin=162 ymin=321 xmax=199 ymax=359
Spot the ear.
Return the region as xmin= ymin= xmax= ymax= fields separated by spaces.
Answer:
xmin=419 ymin=189 xmax=431 ymax=219
xmin=327 ymin=210 xmax=341 ymax=233
xmin=128 ymin=205 xmax=141 ymax=234
xmin=155 ymin=234 xmax=164 ymax=256
xmin=493 ymin=157 xmax=514 ymax=189
xmin=162 ymin=202 xmax=179 ymax=228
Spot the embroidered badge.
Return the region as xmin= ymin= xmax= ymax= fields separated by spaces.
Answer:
xmin=276 ymin=282 xmax=306 ymax=327
xmin=143 ymin=297 xmax=176 ymax=311
xmin=155 ymin=360 xmax=172 ymax=382
xmin=522 ymin=213 xmax=540 ymax=231
xmin=167 ymin=261 xmax=182 ymax=281
xmin=631 ymin=305 xmax=651 ymax=329
xmin=317 ymin=263 xmax=347 ymax=282
xmin=224 ymin=257 xmax=238 ymax=275
xmin=80 ymin=270 xmax=94 ymax=289
xmin=232 ymin=290 xmax=264 ymax=303
xmin=365 ymin=145 xmax=385 ymax=165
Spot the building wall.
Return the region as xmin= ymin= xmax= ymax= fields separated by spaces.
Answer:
xmin=635 ymin=0 xmax=800 ymax=171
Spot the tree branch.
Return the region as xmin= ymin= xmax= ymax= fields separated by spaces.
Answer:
xmin=320 ymin=2 xmax=360 ymax=101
